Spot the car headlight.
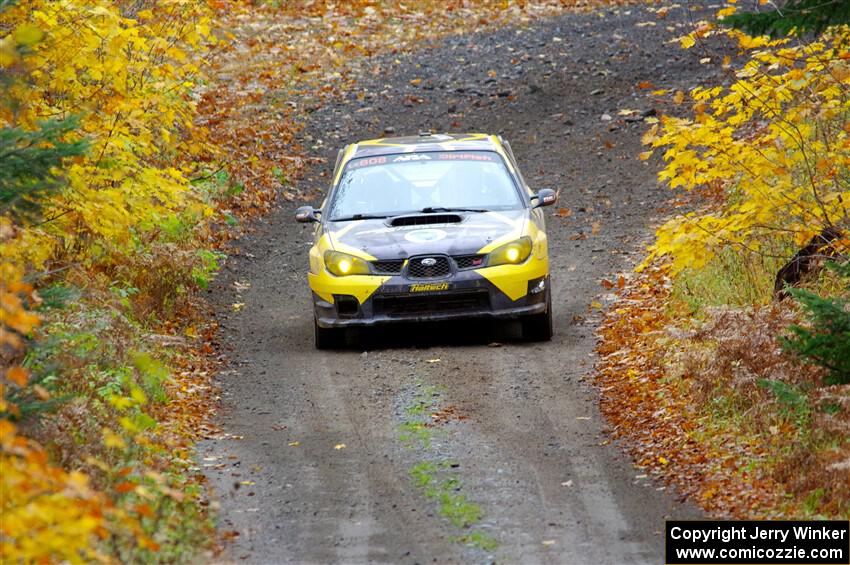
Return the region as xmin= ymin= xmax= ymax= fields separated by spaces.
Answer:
xmin=487 ymin=237 xmax=533 ymax=266
xmin=324 ymin=250 xmax=371 ymax=276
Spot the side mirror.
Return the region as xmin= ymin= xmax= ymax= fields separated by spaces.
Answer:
xmin=295 ymin=206 xmax=320 ymax=223
xmin=532 ymin=188 xmax=557 ymax=208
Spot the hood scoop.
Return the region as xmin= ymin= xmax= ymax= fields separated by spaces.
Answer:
xmin=390 ymin=214 xmax=463 ymax=227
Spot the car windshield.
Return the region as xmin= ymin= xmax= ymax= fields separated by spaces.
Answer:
xmin=328 ymin=151 xmax=523 ymax=220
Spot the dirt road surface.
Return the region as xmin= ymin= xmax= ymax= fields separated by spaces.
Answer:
xmin=201 ymin=4 xmax=713 ymax=563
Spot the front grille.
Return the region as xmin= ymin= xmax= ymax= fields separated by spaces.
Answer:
xmin=371 ymin=260 xmax=404 ymax=275
xmin=373 ymin=290 xmax=490 ymax=317
xmin=454 ymin=254 xmax=485 ymax=270
xmin=407 ymin=256 xmax=451 ymax=279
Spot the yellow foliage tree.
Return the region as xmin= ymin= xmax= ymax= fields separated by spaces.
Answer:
xmin=1 ymin=1 xmax=215 ymax=561
xmin=0 ymin=419 xmax=111 ymax=563
xmin=642 ymin=23 xmax=850 ymax=272
xmin=0 ymin=0 xmax=215 ymax=271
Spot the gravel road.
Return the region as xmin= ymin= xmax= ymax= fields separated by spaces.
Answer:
xmin=200 ymin=4 xmax=714 ymax=563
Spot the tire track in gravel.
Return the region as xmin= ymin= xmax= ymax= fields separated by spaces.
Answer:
xmin=201 ymin=3 xmax=715 ymax=563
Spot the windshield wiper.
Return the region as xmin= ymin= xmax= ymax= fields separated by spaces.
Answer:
xmin=331 ymin=208 xmax=488 ymax=221
xmin=330 ymin=213 xmax=392 ymax=221
xmin=420 ymin=207 xmax=489 ymax=214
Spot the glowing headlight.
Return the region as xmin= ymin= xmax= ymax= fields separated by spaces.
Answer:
xmin=487 ymin=237 xmax=533 ymax=266
xmin=324 ymin=251 xmax=371 ymax=276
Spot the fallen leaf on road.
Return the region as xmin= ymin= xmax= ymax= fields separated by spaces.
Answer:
xmin=427 ymin=358 xmax=441 ymax=363
xmin=561 ymin=480 xmax=574 ymax=487
xmin=288 ymin=441 xmax=300 ymax=447
xmin=231 ymin=302 xmax=244 ymax=312
xmin=334 ymin=443 xmax=346 ymax=450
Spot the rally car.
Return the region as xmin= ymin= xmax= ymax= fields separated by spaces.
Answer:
xmin=295 ymin=132 xmax=557 ymax=349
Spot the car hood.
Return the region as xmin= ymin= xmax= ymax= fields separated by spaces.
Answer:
xmin=327 ymin=210 xmax=528 ymax=259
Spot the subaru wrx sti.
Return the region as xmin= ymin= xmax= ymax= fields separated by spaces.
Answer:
xmin=295 ymin=133 xmax=557 ymax=349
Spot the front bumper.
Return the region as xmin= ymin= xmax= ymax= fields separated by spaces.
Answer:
xmin=311 ymin=267 xmax=549 ymax=328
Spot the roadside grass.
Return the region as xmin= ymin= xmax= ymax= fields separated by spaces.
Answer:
xmin=668 ymin=247 xmax=789 ymax=316
xmin=398 ymin=380 xmax=500 ymax=553
xmin=13 ymin=272 xmax=219 ymax=561
xmin=598 ymin=257 xmax=850 ymax=518
xmin=2 ymin=166 xmax=242 ymax=560
xmin=661 ymin=240 xmax=848 ymax=517
xmin=677 ymin=256 xmax=849 ymax=516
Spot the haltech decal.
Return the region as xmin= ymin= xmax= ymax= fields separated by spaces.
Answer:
xmin=409 ymin=282 xmax=449 ymax=292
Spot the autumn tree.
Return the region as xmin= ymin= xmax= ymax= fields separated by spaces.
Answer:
xmin=641 ymin=25 xmax=850 ymax=274
xmin=642 ymin=5 xmax=850 ymax=391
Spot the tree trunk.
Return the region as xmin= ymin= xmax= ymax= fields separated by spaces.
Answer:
xmin=774 ymin=227 xmax=843 ymax=299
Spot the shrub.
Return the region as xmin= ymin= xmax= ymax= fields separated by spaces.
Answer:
xmin=783 ymin=261 xmax=850 ymax=386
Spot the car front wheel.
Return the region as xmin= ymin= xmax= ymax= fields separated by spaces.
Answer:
xmin=522 ymin=290 xmax=553 ymax=342
xmin=314 ymin=319 xmax=345 ymax=350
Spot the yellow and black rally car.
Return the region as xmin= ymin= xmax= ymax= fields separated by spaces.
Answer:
xmin=295 ymin=132 xmax=557 ymax=349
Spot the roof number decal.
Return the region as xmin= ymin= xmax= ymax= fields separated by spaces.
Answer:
xmin=348 ymin=155 xmax=388 ymax=169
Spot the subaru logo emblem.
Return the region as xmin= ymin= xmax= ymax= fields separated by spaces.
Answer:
xmin=421 ymin=257 xmax=437 ymax=266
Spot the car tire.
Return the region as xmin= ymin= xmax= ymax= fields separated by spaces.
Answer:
xmin=522 ymin=290 xmax=553 ymax=342
xmin=314 ymin=319 xmax=345 ymax=350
